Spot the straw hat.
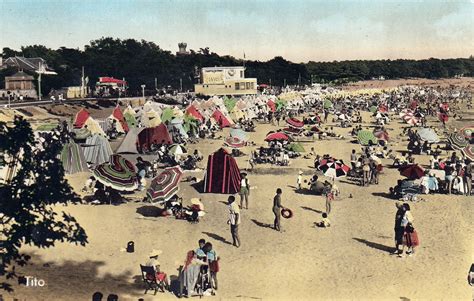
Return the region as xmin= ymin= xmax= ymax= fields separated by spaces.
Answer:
xmin=149 ymin=249 xmax=162 ymax=257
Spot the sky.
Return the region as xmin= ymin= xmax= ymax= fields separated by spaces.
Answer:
xmin=0 ymin=0 xmax=473 ymax=63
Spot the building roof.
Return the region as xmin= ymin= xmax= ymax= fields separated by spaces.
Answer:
xmin=97 ymin=77 xmax=127 ymax=85
xmin=6 ymin=71 xmax=34 ymax=80
xmin=2 ymin=56 xmax=54 ymax=73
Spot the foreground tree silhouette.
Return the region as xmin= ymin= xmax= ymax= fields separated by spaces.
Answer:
xmin=0 ymin=116 xmax=88 ymax=291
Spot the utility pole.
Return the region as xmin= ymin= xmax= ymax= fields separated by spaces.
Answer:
xmin=38 ymin=72 xmax=42 ymax=100
xmin=284 ymin=78 xmax=286 ymax=87
xmin=154 ymin=77 xmax=158 ymax=91
xmin=180 ymin=78 xmax=183 ymax=92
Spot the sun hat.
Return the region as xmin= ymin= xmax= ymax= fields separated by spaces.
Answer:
xmin=149 ymin=249 xmax=163 ymax=257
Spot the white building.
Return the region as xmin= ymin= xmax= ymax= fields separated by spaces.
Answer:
xmin=194 ymin=66 xmax=257 ymax=96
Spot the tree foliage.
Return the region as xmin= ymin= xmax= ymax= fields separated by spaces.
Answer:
xmin=2 ymin=38 xmax=473 ymax=94
xmin=0 ymin=117 xmax=87 ymax=291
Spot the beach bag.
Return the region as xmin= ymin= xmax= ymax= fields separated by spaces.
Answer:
xmin=406 ymin=223 xmax=415 ymax=233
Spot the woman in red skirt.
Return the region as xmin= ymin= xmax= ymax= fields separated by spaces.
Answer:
xmin=401 ymin=203 xmax=419 ymax=257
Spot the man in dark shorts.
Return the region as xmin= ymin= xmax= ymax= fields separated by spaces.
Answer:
xmin=273 ymin=188 xmax=284 ymax=231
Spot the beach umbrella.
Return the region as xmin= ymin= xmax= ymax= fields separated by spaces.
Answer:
xmin=265 ymin=132 xmax=289 ymax=141
xmin=225 ymin=136 xmax=246 ymax=148
xmin=286 ymin=117 xmax=304 ymax=129
xmin=373 ymin=129 xmax=389 ymax=141
xmin=316 ymin=157 xmax=336 ymax=170
xmin=417 ymin=128 xmax=440 ymax=143
xmin=448 ymin=132 xmax=469 ymax=150
xmin=399 ymin=164 xmax=424 ymax=180
xmin=414 ymin=112 xmax=424 ymax=118
xmin=323 ymin=99 xmax=333 ymax=109
xmin=230 ymin=128 xmax=249 ymax=141
xmin=357 ymin=130 xmax=378 ymax=146
xmin=369 ymin=105 xmax=378 ymax=113
xmin=283 ymin=127 xmax=303 ymax=135
xmin=169 ymin=144 xmax=187 ymax=156
xmin=319 ymin=160 xmax=350 ymax=178
xmin=462 ymin=145 xmax=474 ymax=161
xmin=378 ymin=105 xmax=388 ymax=113
xmin=460 ymin=126 xmax=474 ymax=139
xmin=437 ymin=112 xmax=449 ymax=123
xmin=93 ymin=155 xmax=138 ymax=191
xmin=287 ymin=142 xmax=305 ymax=153
xmin=309 ymin=125 xmax=321 ymax=133
xmin=403 ymin=114 xmax=419 ymax=126
xmin=147 ymin=166 xmax=183 ymax=203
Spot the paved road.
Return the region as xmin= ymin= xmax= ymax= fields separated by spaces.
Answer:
xmin=0 ymin=97 xmax=143 ymax=109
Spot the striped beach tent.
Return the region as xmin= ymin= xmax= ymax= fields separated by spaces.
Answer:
xmin=60 ymin=141 xmax=89 ymax=174
xmin=204 ymin=148 xmax=241 ymax=194
xmin=82 ymin=134 xmax=114 ymax=165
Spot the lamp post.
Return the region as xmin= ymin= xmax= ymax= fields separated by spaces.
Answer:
xmin=141 ymin=84 xmax=146 ymax=100
xmin=7 ymin=91 xmax=11 ymax=108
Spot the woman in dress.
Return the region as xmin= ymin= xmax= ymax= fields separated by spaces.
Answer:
xmin=399 ymin=203 xmax=419 ymax=257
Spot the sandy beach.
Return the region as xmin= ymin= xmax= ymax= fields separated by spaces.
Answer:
xmin=5 ymin=85 xmax=474 ymax=301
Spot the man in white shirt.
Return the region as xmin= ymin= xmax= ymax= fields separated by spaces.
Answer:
xmin=239 ymin=173 xmax=250 ymax=209
xmin=228 ymin=195 xmax=241 ymax=248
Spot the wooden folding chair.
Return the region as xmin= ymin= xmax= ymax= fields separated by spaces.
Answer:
xmin=140 ymin=265 xmax=165 ymax=295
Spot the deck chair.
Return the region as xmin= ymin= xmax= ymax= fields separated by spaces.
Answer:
xmin=140 ymin=265 xmax=166 ymax=295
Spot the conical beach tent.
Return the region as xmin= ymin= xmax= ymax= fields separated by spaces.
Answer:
xmin=111 ymin=106 xmax=129 ymax=133
xmin=123 ymin=106 xmax=137 ymax=128
xmin=116 ymin=127 xmax=144 ymax=154
xmin=186 ymin=105 xmax=203 ymax=122
xmin=204 ymin=148 xmax=241 ymax=194
xmin=74 ymin=108 xmax=90 ymax=128
xmin=161 ymin=107 xmax=174 ymax=123
xmin=137 ymin=124 xmax=173 ymax=152
xmin=212 ymin=110 xmax=232 ymax=128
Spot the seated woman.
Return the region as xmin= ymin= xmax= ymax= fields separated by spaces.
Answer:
xmin=145 ymin=250 xmax=170 ymax=291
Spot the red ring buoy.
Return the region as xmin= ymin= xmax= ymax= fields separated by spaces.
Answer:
xmin=281 ymin=208 xmax=293 ymax=219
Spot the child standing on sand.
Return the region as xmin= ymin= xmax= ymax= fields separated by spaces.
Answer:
xmin=297 ymin=171 xmax=303 ymax=190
